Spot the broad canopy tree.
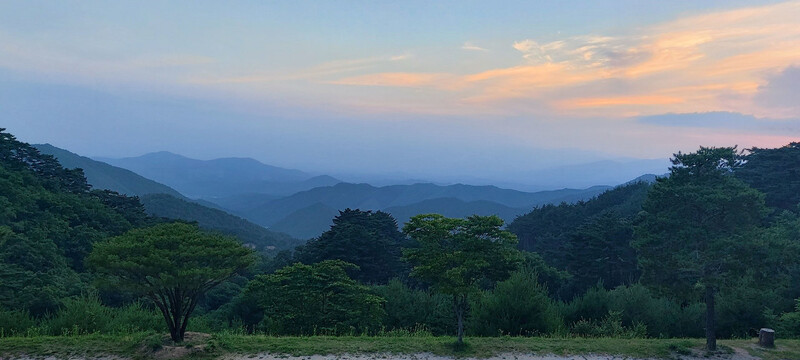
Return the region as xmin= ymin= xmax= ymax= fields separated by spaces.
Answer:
xmin=633 ymin=147 xmax=771 ymax=351
xmin=402 ymin=214 xmax=522 ymax=344
xmin=89 ymin=222 xmax=255 ymax=342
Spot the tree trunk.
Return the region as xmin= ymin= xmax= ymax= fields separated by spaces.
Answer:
xmin=454 ymin=295 xmax=465 ymax=345
xmin=705 ymin=286 xmax=716 ymax=351
xmin=170 ymin=327 xmax=183 ymax=343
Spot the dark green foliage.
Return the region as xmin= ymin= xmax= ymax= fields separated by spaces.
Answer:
xmin=568 ymin=310 xmax=647 ymax=338
xmin=384 ymin=197 xmax=528 ymax=228
xmin=775 ymin=299 xmax=800 ymax=337
xmin=0 ymin=130 xmax=89 ymax=193
xmin=296 ymin=209 xmax=408 ymax=284
xmin=470 ymin=270 xmax=561 ymax=336
xmin=0 ymin=308 xmax=36 ymax=337
xmin=88 ymin=223 xmax=256 ymax=342
xmin=199 ymin=276 xmax=247 ymax=312
xmin=508 ymin=182 xmax=649 ymax=299
xmin=373 ymin=279 xmax=453 ymax=335
xmin=564 ymin=213 xmax=639 ymax=293
xmin=0 ymin=295 xmax=163 ymax=337
xmin=737 ymin=142 xmax=800 ymax=212
xmin=0 ymin=129 xmax=151 ymax=316
xmin=715 ymin=278 xmax=787 ymax=338
xmin=403 ymin=214 xmax=522 ymax=343
xmin=509 ymin=181 xmax=649 ymax=261
xmin=0 ymin=128 xmax=144 ymax=256
xmin=34 ymin=143 xmax=185 ymax=199
xmin=42 ymin=294 xmax=164 ymax=336
xmin=244 ymin=260 xmax=385 ymax=335
xmin=520 ymin=252 xmax=572 ymax=298
xmin=633 ymin=146 xmax=777 ymax=350
xmin=0 ymin=228 xmax=83 ymax=316
xmin=140 ymin=193 xmax=301 ymax=252
xmin=634 ymin=148 xmax=769 ymax=297
xmin=560 ymin=284 xmax=704 ymax=338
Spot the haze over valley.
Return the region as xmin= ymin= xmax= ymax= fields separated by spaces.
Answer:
xmin=37 ymin=144 xmax=651 ymax=239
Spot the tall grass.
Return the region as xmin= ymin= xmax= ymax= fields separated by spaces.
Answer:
xmin=0 ymin=294 xmax=163 ymax=337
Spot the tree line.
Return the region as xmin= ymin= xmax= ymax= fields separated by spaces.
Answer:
xmin=2 ymin=127 xmax=800 ymax=351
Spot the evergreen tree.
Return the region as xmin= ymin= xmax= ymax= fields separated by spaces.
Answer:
xmin=634 ymin=147 xmax=770 ymax=350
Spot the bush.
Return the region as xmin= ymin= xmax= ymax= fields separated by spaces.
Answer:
xmin=41 ymin=294 xmax=163 ymax=335
xmin=470 ymin=270 xmax=562 ymax=336
xmin=105 ymin=301 xmax=164 ymax=334
xmin=373 ymin=279 xmax=453 ymax=336
xmin=243 ymin=260 xmax=385 ymax=336
xmin=716 ymin=280 xmax=788 ymax=338
xmin=569 ymin=310 xmax=647 ymax=338
xmin=0 ymin=308 xmax=36 ymax=337
xmin=773 ymin=299 xmax=800 ymax=337
xmin=560 ymin=284 xmax=704 ymax=338
xmin=42 ymin=294 xmax=113 ymax=335
xmin=606 ymin=284 xmax=703 ymax=338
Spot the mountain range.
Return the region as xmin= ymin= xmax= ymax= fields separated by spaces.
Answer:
xmin=39 ymin=145 xmax=655 ymax=240
xmin=34 ymin=144 xmax=302 ymax=251
xmin=229 ymin=182 xmax=612 ymax=238
xmin=97 ymin=151 xmax=340 ymax=198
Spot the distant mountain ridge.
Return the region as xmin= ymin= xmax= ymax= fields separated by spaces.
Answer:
xmin=35 ymin=144 xmax=301 ymax=251
xmin=97 ymin=151 xmax=341 ymax=198
xmin=88 ymin=150 xmax=652 ymax=240
xmin=34 ymin=144 xmax=185 ymax=198
xmin=230 ymin=181 xmax=612 ymax=239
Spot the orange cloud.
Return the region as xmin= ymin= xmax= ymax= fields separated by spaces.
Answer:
xmin=171 ymin=1 xmax=800 ymax=119
xmin=559 ymin=95 xmax=684 ymax=108
xmin=329 ymin=72 xmax=456 ymax=89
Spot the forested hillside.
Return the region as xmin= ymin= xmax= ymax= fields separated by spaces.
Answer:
xmin=34 ymin=144 xmax=300 ymax=251
xmin=0 ymin=129 xmax=149 ymax=315
xmin=34 ymin=143 xmax=185 ymax=198
xmin=140 ymin=193 xmax=301 ymax=251
xmin=3 ymin=127 xmax=800 ymax=354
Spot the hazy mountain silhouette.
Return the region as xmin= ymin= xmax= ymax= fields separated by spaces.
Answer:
xmin=98 ymin=151 xmax=340 ymax=198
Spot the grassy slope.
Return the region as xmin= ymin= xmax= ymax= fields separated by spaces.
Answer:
xmin=2 ymin=335 xmax=800 ymax=359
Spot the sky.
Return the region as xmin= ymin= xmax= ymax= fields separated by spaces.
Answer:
xmin=1 ymin=1 xmax=799 ymax=185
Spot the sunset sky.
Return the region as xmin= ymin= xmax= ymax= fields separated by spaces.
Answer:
xmin=1 ymin=1 xmax=799 ymax=184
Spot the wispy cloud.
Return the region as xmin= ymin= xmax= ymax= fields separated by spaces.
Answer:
xmin=462 ymin=42 xmax=488 ymax=52
xmin=191 ymin=54 xmax=411 ymax=85
xmin=324 ymin=1 xmax=800 ymax=119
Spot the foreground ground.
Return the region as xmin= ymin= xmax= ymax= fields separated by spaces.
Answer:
xmin=1 ymin=334 xmax=799 ymax=360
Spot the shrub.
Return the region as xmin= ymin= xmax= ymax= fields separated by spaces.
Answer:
xmin=560 ymin=284 xmax=704 ymax=338
xmin=470 ymin=270 xmax=563 ymax=336
xmin=569 ymin=310 xmax=647 ymax=338
xmin=0 ymin=308 xmax=36 ymax=337
xmin=716 ymin=280 xmax=787 ymax=338
xmin=774 ymin=299 xmax=800 ymax=337
xmin=40 ymin=294 xmax=163 ymax=335
xmin=42 ymin=294 xmax=112 ymax=335
xmin=373 ymin=279 xmax=453 ymax=336
xmin=244 ymin=260 xmax=385 ymax=336
xmin=105 ymin=301 xmax=164 ymax=334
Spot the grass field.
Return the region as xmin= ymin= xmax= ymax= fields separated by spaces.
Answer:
xmin=1 ymin=334 xmax=800 ymax=359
